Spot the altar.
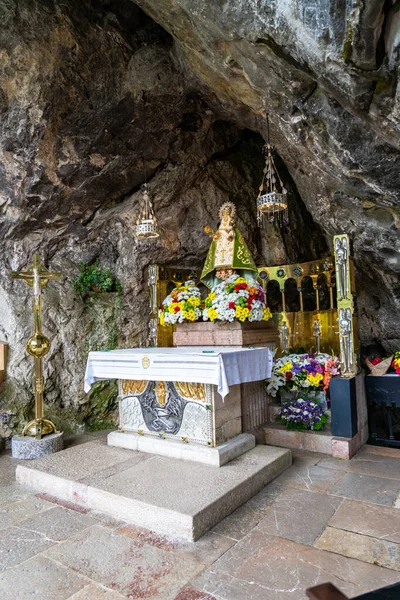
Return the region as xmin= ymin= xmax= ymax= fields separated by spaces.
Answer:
xmin=84 ymin=345 xmax=273 ymax=466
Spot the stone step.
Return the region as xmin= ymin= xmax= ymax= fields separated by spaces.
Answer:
xmin=264 ymin=422 xmax=333 ymax=455
xmin=16 ymin=438 xmax=291 ymax=541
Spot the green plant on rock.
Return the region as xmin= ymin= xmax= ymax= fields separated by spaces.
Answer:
xmin=72 ymin=260 xmax=121 ymax=294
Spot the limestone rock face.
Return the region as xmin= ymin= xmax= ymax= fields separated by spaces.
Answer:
xmin=133 ymin=0 xmax=400 ymax=352
xmin=0 ymin=0 xmax=399 ymax=435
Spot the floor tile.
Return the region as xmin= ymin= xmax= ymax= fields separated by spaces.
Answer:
xmin=329 ymin=472 xmax=400 ymax=506
xmin=0 ymin=496 xmax=54 ymax=529
xmin=0 ymin=526 xmax=57 ymax=571
xmin=355 ymin=445 xmax=400 ymax=459
xmin=45 ymin=524 xmax=207 ymax=599
xmin=0 ymin=484 xmax=33 ymax=508
xmin=328 ymin=498 xmax=400 ymax=543
xmin=17 ymin=506 xmax=98 ymax=541
xmin=257 ymin=488 xmax=341 ymax=545
xmin=193 ymin=531 xmax=400 ymax=600
xmin=212 ymin=505 xmax=263 ymax=541
xmin=319 ymin=455 xmax=400 ymax=481
xmin=0 ymin=555 xmax=86 ymax=599
xmin=173 ymin=586 xmax=217 ymax=600
xmin=315 ymin=526 xmax=400 ymax=571
xmin=244 ymin=481 xmax=284 ymax=512
xmin=67 ymin=583 xmax=126 ymax=599
xmin=274 ymin=463 xmax=344 ymax=493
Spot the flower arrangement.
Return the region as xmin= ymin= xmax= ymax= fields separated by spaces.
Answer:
xmin=267 ymin=353 xmax=340 ymax=398
xmin=202 ymin=274 xmax=272 ymax=323
xmin=159 ymin=280 xmax=202 ymax=326
xmin=393 ymin=352 xmax=400 ymax=374
xmin=277 ymin=398 xmax=329 ymax=431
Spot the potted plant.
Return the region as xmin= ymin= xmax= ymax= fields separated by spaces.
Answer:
xmin=72 ymin=261 xmax=122 ymax=295
xmin=276 ymin=397 xmax=329 ymax=431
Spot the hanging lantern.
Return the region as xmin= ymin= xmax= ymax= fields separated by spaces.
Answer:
xmin=135 ymin=183 xmax=159 ymax=239
xmin=257 ymin=117 xmax=288 ymax=227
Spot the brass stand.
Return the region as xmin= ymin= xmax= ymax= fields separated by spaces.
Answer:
xmin=11 ymin=254 xmax=62 ymax=440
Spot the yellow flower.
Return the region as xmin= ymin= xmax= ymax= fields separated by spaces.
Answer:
xmin=208 ymin=308 xmax=218 ymax=321
xmin=168 ymin=304 xmax=176 ymax=314
xmin=307 ymin=372 xmax=323 ymax=386
xmin=262 ymin=307 xmax=272 ymax=321
xmin=280 ymin=361 xmax=293 ymax=373
xmin=159 ymin=311 xmax=165 ymax=326
xmin=235 ymin=306 xmax=250 ymax=322
xmin=183 ymin=309 xmax=196 ymax=321
xmin=236 ymin=277 xmax=247 ymax=284
xmin=209 ymin=292 xmax=216 ymax=300
xmin=188 ymin=297 xmax=200 ymax=307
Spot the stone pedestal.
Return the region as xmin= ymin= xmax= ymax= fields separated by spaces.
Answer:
xmin=12 ymin=432 xmax=64 ymax=459
xmin=173 ymin=320 xmax=279 ymax=347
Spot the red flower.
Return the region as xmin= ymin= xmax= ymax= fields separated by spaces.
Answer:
xmin=234 ymin=285 xmax=241 ymax=292
xmin=396 ymin=367 xmax=400 ymax=374
xmin=286 ymin=372 xmax=293 ymax=380
xmin=371 ymin=357 xmax=382 ymax=366
xmin=174 ymin=306 xmax=180 ymax=313
xmin=172 ymin=299 xmax=178 ymax=303
xmin=228 ymin=302 xmax=235 ymax=309
xmin=240 ymin=283 xmax=247 ymax=289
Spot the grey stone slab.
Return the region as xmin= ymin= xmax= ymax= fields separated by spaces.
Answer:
xmin=44 ymin=524 xmax=207 ymax=599
xmin=67 ymin=583 xmax=126 ymax=599
xmin=17 ymin=506 xmax=98 ymax=541
xmin=193 ymin=531 xmax=400 ymax=600
xmin=92 ymin=446 xmax=290 ymax=515
xmin=319 ymin=454 xmax=400 ymax=481
xmin=257 ymin=488 xmax=341 ymax=545
xmin=16 ymin=440 xmax=291 ymax=541
xmin=0 ymin=555 xmax=86 ymax=599
xmin=212 ymin=504 xmax=263 ymax=540
xmin=0 ymin=496 xmax=54 ymax=529
xmin=0 ymin=526 xmax=57 ymax=571
xmin=87 ymin=445 xmax=291 ymax=540
xmin=12 ymin=432 xmax=64 ymax=459
xmin=329 ymin=498 xmax=400 ymax=543
xmin=0 ymin=483 xmax=34 ymax=508
xmin=274 ymin=463 xmax=345 ymax=492
xmin=64 ymin=434 xmax=94 ymax=449
xmin=330 ymin=472 xmax=400 ymax=506
xmin=244 ymin=481 xmax=284 ymax=512
xmin=19 ymin=441 xmax=139 ymax=482
xmin=316 ymin=526 xmax=400 ymax=571
xmin=117 ymin=524 xmax=234 ymax=567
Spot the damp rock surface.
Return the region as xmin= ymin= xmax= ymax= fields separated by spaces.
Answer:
xmin=0 ymin=0 xmax=399 ymax=434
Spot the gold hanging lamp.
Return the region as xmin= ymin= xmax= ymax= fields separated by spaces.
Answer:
xmin=257 ymin=115 xmax=288 ymax=227
xmin=135 ymin=92 xmax=159 ymax=240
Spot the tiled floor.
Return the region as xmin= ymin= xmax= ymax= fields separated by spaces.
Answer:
xmin=1 ymin=432 xmax=400 ymax=599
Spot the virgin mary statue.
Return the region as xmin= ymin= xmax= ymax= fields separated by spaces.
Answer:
xmin=200 ymin=202 xmax=258 ymax=289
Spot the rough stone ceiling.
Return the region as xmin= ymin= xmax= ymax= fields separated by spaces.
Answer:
xmin=131 ymin=0 xmax=400 ymax=350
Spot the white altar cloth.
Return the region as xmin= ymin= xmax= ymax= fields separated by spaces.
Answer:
xmin=84 ymin=346 xmax=273 ymax=398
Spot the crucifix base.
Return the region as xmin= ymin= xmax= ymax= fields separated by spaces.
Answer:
xmin=22 ymin=418 xmax=59 ymax=440
xmin=12 ymin=431 xmax=64 ymax=460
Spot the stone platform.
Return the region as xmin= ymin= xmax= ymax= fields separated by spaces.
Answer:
xmin=108 ymin=430 xmax=255 ymax=466
xmin=15 ymin=438 xmax=291 ymax=541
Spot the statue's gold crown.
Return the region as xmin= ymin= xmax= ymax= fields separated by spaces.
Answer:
xmin=218 ymin=202 xmax=236 ymax=220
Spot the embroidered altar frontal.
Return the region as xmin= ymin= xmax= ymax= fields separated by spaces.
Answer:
xmin=119 ymin=380 xmax=214 ymax=445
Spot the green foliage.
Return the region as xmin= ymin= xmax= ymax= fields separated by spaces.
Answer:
xmin=72 ymin=260 xmax=121 ymax=295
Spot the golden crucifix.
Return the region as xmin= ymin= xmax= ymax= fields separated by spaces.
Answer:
xmin=11 ymin=254 xmax=63 ymax=439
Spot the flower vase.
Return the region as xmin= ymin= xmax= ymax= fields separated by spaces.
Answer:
xmin=279 ymin=390 xmax=298 ymax=405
